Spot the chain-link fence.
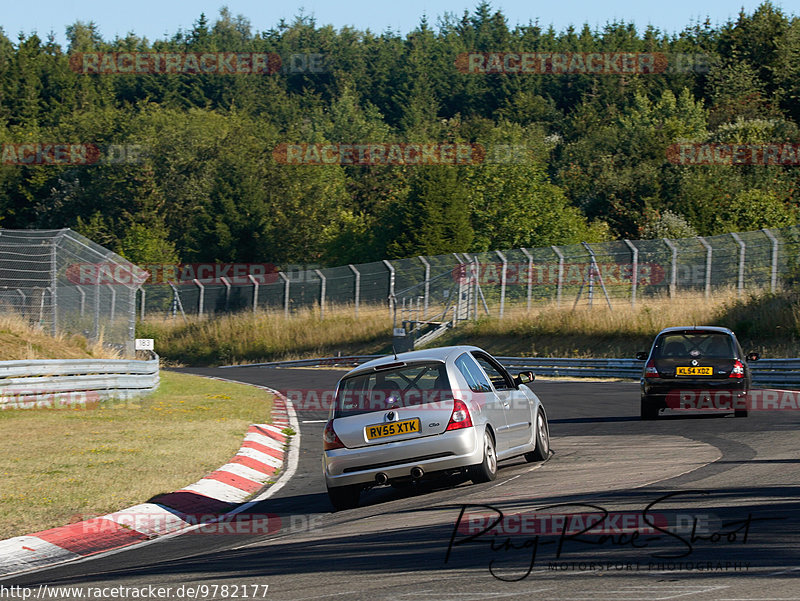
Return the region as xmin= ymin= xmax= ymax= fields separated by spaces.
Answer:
xmin=140 ymin=226 xmax=800 ymax=331
xmin=0 ymin=229 xmax=143 ymax=356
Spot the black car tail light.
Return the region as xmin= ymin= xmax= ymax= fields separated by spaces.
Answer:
xmin=729 ymin=360 xmax=745 ymax=379
xmin=644 ymin=359 xmax=659 ymax=378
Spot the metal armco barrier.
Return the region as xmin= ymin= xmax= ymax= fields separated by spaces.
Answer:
xmin=0 ymin=353 xmax=160 ymax=409
xmin=225 ymin=355 xmax=800 ymax=388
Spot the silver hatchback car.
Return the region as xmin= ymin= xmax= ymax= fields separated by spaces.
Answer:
xmin=322 ymin=345 xmax=550 ymax=510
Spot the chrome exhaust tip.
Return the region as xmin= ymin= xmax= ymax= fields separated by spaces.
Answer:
xmin=375 ymin=472 xmax=389 ymax=485
xmin=410 ymin=466 xmax=424 ymax=480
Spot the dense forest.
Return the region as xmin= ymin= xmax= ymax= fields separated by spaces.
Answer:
xmin=0 ymin=2 xmax=799 ymax=268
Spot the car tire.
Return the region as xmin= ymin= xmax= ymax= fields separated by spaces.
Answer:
xmin=469 ymin=429 xmax=497 ymax=484
xmin=734 ymin=409 xmax=748 ymax=418
xmin=327 ymin=484 xmax=360 ymax=511
xmin=524 ymin=408 xmax=550 ymax=462
xmin=641 ymin=398 xmax=658 ymax=420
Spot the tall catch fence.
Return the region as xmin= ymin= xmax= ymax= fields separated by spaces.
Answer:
xmin=141 ymin=226 xmax=800 ymax=347
xmin=0 ymin=229 xmax=143 ymax=356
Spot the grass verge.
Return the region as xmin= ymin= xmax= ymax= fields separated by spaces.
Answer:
xmin=0 ymin=371 xmax=274 ymax=540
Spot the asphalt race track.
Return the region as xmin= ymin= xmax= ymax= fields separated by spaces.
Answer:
xmin=3 ymin=367 xmax=799 ymax=601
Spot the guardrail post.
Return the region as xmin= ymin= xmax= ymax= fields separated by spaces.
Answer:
xmin=418 ymin=256 xmax=430 ymax=315
xmin=762 ymin=228 xmax=779 ymax=292
xmin=496 ymin=250 xmax=507 ymax=318
xmin=277 ymin=273 xmax=289 ymax=318
xmin=697 ymin=236 xmax=712 ymax=298
xmin=193 ymin=278 xmax=204 ymax=317
xmin=520 ymin=248 xmax=533 ymax=311
xmin=731 ymin=232 xmax=746 ymax=297
xmin=663 ymin=238 xmax=678 ymax=298
xmin=623 ymin=239 xmax=638 ymax=307
xmin=383 ymin=260 xmax=395 ymax=316
xmin=247 ymin=274 xmax=259 ymax=313
xmin=220 ymin=277 xmax=231 ymax=312
xmin=314 ymin=269 xmax=326 ymax=319
xmin=551 ymin=246 xmax=564 ymax=306
xmin=348 ymin=264 xmax=360 ymax=317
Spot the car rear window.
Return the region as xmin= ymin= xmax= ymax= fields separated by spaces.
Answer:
xmin=335 ymin=362 xmax=452 ymax=417
xmin=654 ymin=332 xmax=733 ymax=358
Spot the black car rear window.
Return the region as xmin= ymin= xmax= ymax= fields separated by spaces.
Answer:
xmin=654 ymin=332 xmax=733 ymax=358
xmin=335 ymin=361 xmax=452 ymax=417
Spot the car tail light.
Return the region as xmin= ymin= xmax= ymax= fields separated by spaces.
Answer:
xmin=446 ymin=399 xmax=473 ymax=431
xmin=644 ymin=359 xmax=659 ymax=378
xmin=323 ymin=420 xmax=345 ymax=450
xmin=729 ymin=360 xmax=744 ymax=379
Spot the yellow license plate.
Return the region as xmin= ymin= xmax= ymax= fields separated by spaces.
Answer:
xmin=365 ymin=418 xmax=420 ymax=440
xmin=676 ymin=366 xmax=713 ymax=376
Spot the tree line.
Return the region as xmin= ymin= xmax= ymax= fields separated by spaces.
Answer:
xmin=0 ymin=2 xmax=798 ymax=267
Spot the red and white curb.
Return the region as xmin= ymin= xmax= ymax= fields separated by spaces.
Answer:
xmin=0 ymin=389 xmax=297 ymax=578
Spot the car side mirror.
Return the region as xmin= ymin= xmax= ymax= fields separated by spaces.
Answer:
xmin=747 ymin=351 xmax=760 ymax=361
xmin=636 ymin=352 xmax=648 ymax=361
xmin=514 ymin=371 xmax=535 ymax=386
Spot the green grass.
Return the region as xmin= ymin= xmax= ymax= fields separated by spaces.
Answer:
xmin=0 ymin=371 xmax=274 ymax=540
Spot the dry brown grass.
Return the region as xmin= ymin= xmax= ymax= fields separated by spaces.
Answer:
xmin=0 ymin=371 xmax=275 ymax=539
xmin=0 ymin=314 xmax=120 ymax=361
xmin=434 ymin=289 xmax=800 ymax=358
xmin=138 ymin=304 xmax=393 ymax=365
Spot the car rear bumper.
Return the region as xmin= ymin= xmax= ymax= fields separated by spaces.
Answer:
xmin=323 ymin=426 xmax=482 ymax=488
xmin=641 ymin=379 xmax=749 ymax=409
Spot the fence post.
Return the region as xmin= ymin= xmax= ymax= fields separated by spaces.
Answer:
xmin=348 ymin=264 xmax=360 ymax=317
xmin=697 ymin=236 xmax=712 ymax=298
xmin=731 ymin=232 xmax=745 ymax=297
xmin=418 ymin=256 xmax=430 ymax=315
xmin=193 ymin=279 xmax=204 ymax=317
xmin=496 ymin=250 xmax=507 ymax=318
xmin=138 ymin=287 xmax=144 ymax=320
xmin=314 ymin=269 xmax=326 ymax=319
xmin=16 ymin=289 xmax=25 ymax=317
xmin=278 ymin=272 xmax=289 ymax=318
xmin=220 ymin=277 xmax=231 ymax=312
xmin=247 ymin=274 xmax=259 ymax=313
xmin=663 ymin=238 xmax=677 ymax=298
xmin=50 ymin=237 xmax=58 ymax=336
xmin=551 ymin=246 xmax=564 ymax=306
xmin=762 ymin=228 xmax=779 ymax=292
xmin=383 ymin=260 xmax=395 ymax=316
xmin=519 ymin=248 xmax=533 ymax=311
xmin=106 ymin=284 xmax=116 ymax=323
xmin=77 ymin=286 xmax=86 ymax=317
xmin=623 ymin=239 xmax=638 ymax=307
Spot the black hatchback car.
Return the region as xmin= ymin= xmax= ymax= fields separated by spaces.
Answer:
xmin=637 ymin=326 xmax=758 ymax=419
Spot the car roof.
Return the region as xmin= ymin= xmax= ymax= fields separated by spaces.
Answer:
xmin=342 ymin=345 xmax=483 ymax=379
xmin=655 ymin=326 xmax=735 ymax=336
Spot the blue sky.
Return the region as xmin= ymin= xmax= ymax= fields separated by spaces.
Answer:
xmin=1 ymin=0 xmax=787 ymax=47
